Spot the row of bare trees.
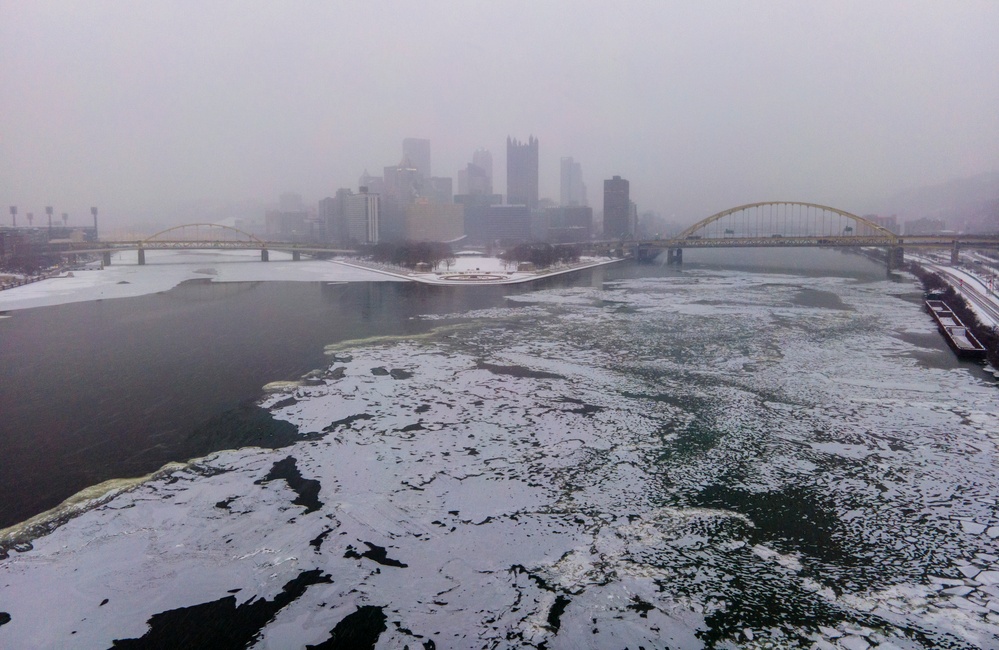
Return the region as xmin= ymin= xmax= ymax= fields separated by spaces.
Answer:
xmin=499 ymin=243 xmax=581 ymax=269
xmin=367 ymin=241 xmax=456 ymax=270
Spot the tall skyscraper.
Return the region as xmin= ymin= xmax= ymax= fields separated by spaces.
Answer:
xmin=458 ymin=148 xmax=493 ymax=196
xmin=472 ymin=148 xmax=493 ymax=191
xmin=603 ymin=175 xmax=631 ymax=238
xmin=384 ymin=158 xmax=421 ymax=202
xmin=402 ymin=138 xmax=431 ymax=178
xmin=358 ymin=169 xmax=385 ymax=196
xmin=344 ymin=189 xmax=380 ymax=244
xmin=506 ymin=136 xmax=539 ymax=209
xmin=560 ymin=157 xmax=587 ymax=207
xmin=320 ymin=188 xmax=380 ymax=245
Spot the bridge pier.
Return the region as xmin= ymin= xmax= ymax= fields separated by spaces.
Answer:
xmin=667 ymin=248 xmax=683 ymax=265
xmin=102 ymin=251 xmax=112 ymax=267
xmin=887 ymin=246 xmax=904 ymax=270
xmin=292 ymin=251 xmax=301 ymax=261
xmin=137 ymin=249 xmax=145 ymax=266
xmin=951 ymin=242 xmax=960 ymax=264
xmin=261 ymin=249 xmax=269 ymax=262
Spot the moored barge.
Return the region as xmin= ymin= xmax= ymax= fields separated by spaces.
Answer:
xmin=925 ymin=299 xmax=988 ymax=360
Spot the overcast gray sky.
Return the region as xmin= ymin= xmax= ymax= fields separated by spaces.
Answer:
xmin=2 ymin=1 xmax=997 ymax=229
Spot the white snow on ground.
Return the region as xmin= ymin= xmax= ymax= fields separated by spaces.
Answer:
xmin=342 ymin=254 xmax=620 ymax=285
xmin=0 ymin=249 xmax=620 ymax=312
xmin=0 ymin=249 xmax=398 ymax=312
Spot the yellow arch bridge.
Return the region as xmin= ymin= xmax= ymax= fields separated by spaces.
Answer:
xmin=620 ymin=202 xmax=999 ymax=269
xmin=52 ymin=224 xmax=357 ymax=265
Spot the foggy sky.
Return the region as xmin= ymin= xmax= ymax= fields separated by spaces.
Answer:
xmin=2 ymin=1 xmax=997 ymax=230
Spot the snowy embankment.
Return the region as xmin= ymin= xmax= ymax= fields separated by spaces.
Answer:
xmin=910 ymin=255 xmax=999 ymax=328
xmin=0 ymin=249 xmax=620 ymax=312
xmin=0 ymin=249 xmax=398 ymax=312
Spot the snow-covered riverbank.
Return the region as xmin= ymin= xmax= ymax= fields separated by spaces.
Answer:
xmin=0 ymin=249 xmax=619 ymax=312
xmin=0 ymin=250 xmax=397 ymax=312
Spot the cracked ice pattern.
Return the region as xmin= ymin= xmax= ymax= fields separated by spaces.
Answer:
xmin=2 ymin=269 xmax=999 ymax=648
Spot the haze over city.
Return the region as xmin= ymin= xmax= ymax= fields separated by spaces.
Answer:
xmin=2 ymin=1 xmax=998 ymax=231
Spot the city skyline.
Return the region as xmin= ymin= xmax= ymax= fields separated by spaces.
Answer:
xmin=2 ymin=2 xmax=997 ymax=230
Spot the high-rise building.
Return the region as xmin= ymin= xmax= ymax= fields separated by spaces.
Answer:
xmin=543 ymin=206 xmax=593 ymax=243
xmin=319 ymin=188 xmax=358 ymax=244
xmin=458 ymin=148 xmax=493 ymax=197
xmin=384 ymin=158 xmax=422 ymax=202
xmin=507 ymin=136 xmax=539 ymax=209
xmin=344 ymin=189 xmax=380 ymax=244
xmin=603 ymin=175 xmax=631 ymax=238
xmin=405 ymin=200 xmax=464 ymax=242
xmin=429 ymin=177 xmax=453 ymax=204
xmin=463 ymin=204 xmax=531 ymax=245
xmin=560 ymin=157 xmax=587 ymax=207
xmin=358 ymin=170 xmax=385 ymax=196
xmin=402 ymin=138 xmax=431 ymax=178
xmin=472 ymin=148 xmax=493 ymax=190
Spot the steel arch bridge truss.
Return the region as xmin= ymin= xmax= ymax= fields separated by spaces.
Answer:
xmin=670 ymin=202 xmax=898 ymax=247
xmin=140 ymin=224 xmax=266 ymax=250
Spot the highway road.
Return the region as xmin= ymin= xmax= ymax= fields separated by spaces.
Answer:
xmin=917 ymin=256 xmax=999 ymax=328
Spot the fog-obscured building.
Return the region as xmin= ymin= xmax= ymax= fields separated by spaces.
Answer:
xmin=473 ymin=149 xmax=492 ymax=188
xmin=904 ymin=217 xmax=947 ymax=235
xmin=507 ymin=136 xmax=539 ymax=209
xmin=405 ymin=200 xmax=464 ymax=242
xmin=560 ymin=157 xmax=587 ymax=207
xmin=428 ymin=177 xmax=453 ymax=204
xmin=603 ymin=175 xmax=631 ymax=238
xmin=358 ymin=170 xmax=385 ymax=196
xmin=344 ymin=190 xmax=380 ymax=244
xmin=858 ymin=214 xmax=900 ymax=236
xmin=265 ymin=210 xmax=310 ymax=240
xmin=319 ymin=188 xmax=381 ymax=245
xmin=463 ymin=204 xmax=530 ymax=245
xmin=319 ymin=189 xmax=352 ymax=244
xmin=403 ymin=138 xmax=431 ymax=178
xmin=542 ymin=206 xmax=593 ymax=243
xmin=279 ymin=192 xmax=304 ymax=212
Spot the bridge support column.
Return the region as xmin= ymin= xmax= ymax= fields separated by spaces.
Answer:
xmin=137 ymin=249 xmax=145 ymax=266
xmin=667 ymin=248 xmax=683 ymax=265
xmin=951 ymin=242 xmax=960 ymax=265
xmin=102 ymin=251 xmax=112 ymax=267
xmin=292 ymin=251 xmax=301 ymax=261
xmin=261 ymin=249 xmax=269 ymax=262
xmin=887 ymin=246 xmax=904 ymax=270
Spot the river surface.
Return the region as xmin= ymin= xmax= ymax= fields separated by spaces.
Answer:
xmin=2 ymin=250 xmax=998 ymax=649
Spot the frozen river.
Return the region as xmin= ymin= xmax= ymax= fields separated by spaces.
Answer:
xmin=2 ymin=249 xmax=998 ymax=648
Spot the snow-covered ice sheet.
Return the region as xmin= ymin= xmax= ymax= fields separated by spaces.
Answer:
xmin=2 ymin=268 xmax=998 ymax=648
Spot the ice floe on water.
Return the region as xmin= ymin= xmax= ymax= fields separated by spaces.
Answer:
xmin=2 ymin=267 xmax=998 ymax=648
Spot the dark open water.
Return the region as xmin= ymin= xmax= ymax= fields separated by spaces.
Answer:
xmin=0 ymin=279 xmax=531 ymax=528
